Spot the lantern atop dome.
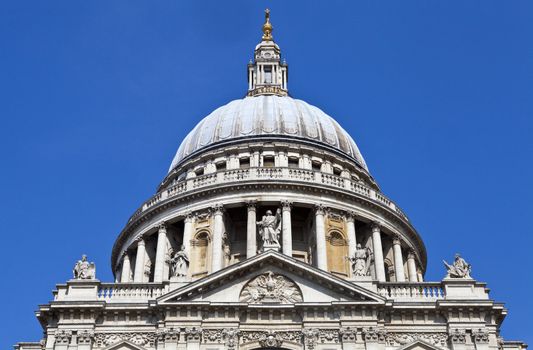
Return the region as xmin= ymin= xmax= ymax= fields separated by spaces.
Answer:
xmin=247 ymin=9 xmax=288 ymax=97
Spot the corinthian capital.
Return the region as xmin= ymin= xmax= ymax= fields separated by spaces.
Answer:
xmin=281 ymin=200 xmax=292 ymax=211
xmin=314 ymin=204 xmax=326 ymax=215
xmin=212 ymin=204 xmax=225 ymax=215
xmin=157 ymin=221 xmax=167 ymax=231
xmin=371 ymin=221 xmax=382 ymax=232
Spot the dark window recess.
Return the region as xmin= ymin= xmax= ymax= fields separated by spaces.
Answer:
xmin=288 ymin=158 xmax=299 ymax=168
xmin=333 ymin=167 xmax=342 ymax=176
xmin=216 ymin=162 xmax=227 ymax=171
xmin=263 ymin=156 xmax=275 ymax=167
xmin=312 ymin=162 xmax=321 ymax=172
xmin=240 ymin=158 xmax=250 ymax=169
xmin=195 ymin=168 xmax=204 ymax=176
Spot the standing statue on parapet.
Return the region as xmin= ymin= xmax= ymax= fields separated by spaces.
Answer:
xmin=443 ymin=253 xmax=471 ymax=278
xmin=73 ymin=254 xmax=96 ymax=279
xmin=257 ymin=209 xmax=281 ymax=247
xmin=348 ymin=244 xmax=373 ymax=276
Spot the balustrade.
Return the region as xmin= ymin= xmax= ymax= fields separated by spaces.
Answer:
xmin=97 ymin=283 xmax=169 ymax=302
xmin=127 ymin=167 xmax=409 ymax=224
xmin=377 ymin=282 xmax=445 ymax=300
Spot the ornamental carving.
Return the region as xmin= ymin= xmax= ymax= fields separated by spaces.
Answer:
xmin=54 ymin=330 xmax=72 ymax=345
xmin=185 ymin=327 xmax=202 ymax=341
xmin=473 ymin=329 xmax=490 ymax=344
xmin=339 ymin=327 xmax=357 ymax=342
xmin=240 ymin=272 xmax=303 ymax=304
xmin=222 ymin=328 xmax=241 ymax=349
xmin=259 ymin=330 xmax=283 ymax=348
xmin=385 ymin=333 xmax=448 ymax=346
xmin=444 ymin=254 xmax=472 ymax=279
xmin=77 ymin=330 xmax=94 ymax=345
xmin=318 ymin=329 xmax=340 ymax=343
xmin=156 ymin=329 xmax=179 ymax=343
xmin=363 ymin=327 xmax=387 ymax=343
xmin=302 ymin=328 xmax=320 ymax=350
xmin=94 ymin=332 xmax=156 ymax=347
xmin=449 ymin=329 xmax=467 ymax=344
xmin=241 ymin=330 xmax=301 ymax=345
xmin=73 ymin=255 xmax=96 ymax=280
xmin=202 ymin=329 xmax=222 ymax=343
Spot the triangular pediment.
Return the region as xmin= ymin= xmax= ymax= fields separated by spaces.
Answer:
xmin=398 ymin=340 xmax=447 ymax=350
xmin=156 ymin=250 xmax=385 ymax=305
xmin=102 ymin=340 xmax=147 ymax=350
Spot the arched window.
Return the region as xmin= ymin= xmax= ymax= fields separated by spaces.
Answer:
xmin=326 ymin=230 xmax=349 ymax=277
xmin=191 ymin=230 xmax=211 ymax=279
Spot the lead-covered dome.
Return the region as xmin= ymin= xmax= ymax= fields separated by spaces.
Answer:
xmin=169 ymin=95 xmax=368 ymax=172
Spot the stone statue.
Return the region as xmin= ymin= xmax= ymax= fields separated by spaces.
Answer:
xmin=443 ymin=253 xmax=471 ymax=278
xmin=348 ymin=244 xmax=372 ymax=276
xmin=73 ymin=254 xmax=96 ymax=279
xmin=170 ymin=245 xmax=189 ymax=277
xmin=257 ymin=209 xmax=281 ymax=247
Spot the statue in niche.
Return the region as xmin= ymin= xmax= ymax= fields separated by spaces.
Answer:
xmin=170 ymin=245 xmax=189 ymax=277
xmin=348 ymin=244 xmax=372 ymax=276
xmin=73 ymin=254 xmax=96 ymax=279
xmin=443 ymin=253 xmax=471 ymax=278
xmin=257 ymin=209 xmax=281 ymax=247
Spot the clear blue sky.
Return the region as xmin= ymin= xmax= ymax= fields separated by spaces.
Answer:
xmin=1 ymin=1 xmax=531 ymax=348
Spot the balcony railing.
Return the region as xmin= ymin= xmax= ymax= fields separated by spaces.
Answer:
xmin=128 ymin=167 xmax=408 ymax=224
xmin=377 ymin=282 xmax=445 ymax=301
xmin=97 ymin=283 xmax=170 ymax=302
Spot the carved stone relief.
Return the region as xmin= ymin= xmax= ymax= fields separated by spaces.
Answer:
xmin=239 ymin=272 xmax=303 ymax=304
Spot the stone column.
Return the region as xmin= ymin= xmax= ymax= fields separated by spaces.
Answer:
xmin=449 ymin=329 xmax=467 ymax=350
xmin=407 ymin=250 xmax=418 ymax=282
xmin=183 ymin=213 xmax=194 ymax=257
xmin=120 ymin=252 xmax=132 ymax=283
xmin=133 ymin=237 xmax=147 ymax=282
xmin=185 ymin=327 xmax=202 ymax=350
xmin=153 ymin=222 xmax=168 ymax=283
xmin=211 ymin=205 xmax=224 ymax=272
xmin=53 ymin=330 xmax=72 ymax=350
xmin=346 ymin=212 xmax=357 ymax=259
xmin=371 ymin=222 xmax=386 ymax=282
xmin=315 ymin=205 xmax=328 ymax=271
xmin=473 ymin=329 xmax=490 ymax=350
xmin=281 ymin=201 xmax=293 ymax=257
xmin=363 ymin=327 xmax=386 ymax=350
xmin=246 ymin=201 xmax=257 ymax=258
xmin=392 ymin=236 xmax=406 ymax=282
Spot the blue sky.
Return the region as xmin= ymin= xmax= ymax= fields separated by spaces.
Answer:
xmin=1 ymin=1 xmax=532 ymax=348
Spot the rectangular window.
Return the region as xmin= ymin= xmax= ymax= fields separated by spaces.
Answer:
xmin=264 ymin=65 xmax=272 ymax=84
xmin=263 ymin=156 xmax=275 ymax=168
xmin=288 ymin=157 xmax=299 ymax=169
xmin=195 ymin=168 xmax=204 ymax=176
xmin=216 ymin=162 xmax=227 ymax=171
xmin=312 ymin=162 xmax=321 ymax=172
xmin=240 ymin=157 xmax=250 ymax=169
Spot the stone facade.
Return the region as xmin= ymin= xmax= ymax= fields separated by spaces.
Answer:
xmin=15 ymin=10 xmax=527 ymax=350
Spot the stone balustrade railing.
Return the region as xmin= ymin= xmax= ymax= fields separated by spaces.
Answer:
xmin=377 ymin=282 xmax=445 ymax=300
xmin=128 ymin=167 xmax=408 ymax=224
xmin=97 ymin=283 xmax=170 ymax=302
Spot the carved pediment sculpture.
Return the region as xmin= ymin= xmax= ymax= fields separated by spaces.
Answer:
xmin=239 ymin=271 xmax=303 ymax=304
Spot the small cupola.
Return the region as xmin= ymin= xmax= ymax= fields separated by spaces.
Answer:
xmin=247 ymin=9 xmax=288 ymax=97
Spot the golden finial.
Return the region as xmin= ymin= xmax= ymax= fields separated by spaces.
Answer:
xmin=262 ymin=8 xmax=273 ymax=41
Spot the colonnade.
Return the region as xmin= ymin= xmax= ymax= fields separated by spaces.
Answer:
xmin=119 ymin=202 xmax=421 ymax=283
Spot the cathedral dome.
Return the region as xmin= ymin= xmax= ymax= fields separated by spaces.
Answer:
xmin=169 ymin=95 xmax=368 ymax=172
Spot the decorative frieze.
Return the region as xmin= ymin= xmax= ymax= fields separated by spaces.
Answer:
xmin=241 ymin=330 xmax=301 ymax=346
xmin=222 ymin=328 xmax=241 ymax=349
xmin=185 ymin=327 xmax=202 ymax=341
xmin=449 ymin=329 xmax=467 ymax=344
xmin=77 ymin=330 xmax=94 ymax=345
xmin=385 ymin=333 xmax=448 ymax=346
xmin=156 ymin=328 xmax=179 ymax=343
xmin=339 ymin=327 xmax=357 ymax=342
xmin=363 ymin=327 xmax=386 ymax=343
xmin=302 ymin=328 xmax=320 ymax=349
xmin=318 ymin=329 xmax=340 ymax=343
xmin=473 ymin=329 xmax=490 ymax=344
xmin=54 ymin=330 xmax=72 ymax=345
xmin=259 ymin=330 xmax=283 ymax=348
xmin=94 ymin=332 xmax=156 ymax=347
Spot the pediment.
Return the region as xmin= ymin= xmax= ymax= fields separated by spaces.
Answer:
xmin=398 ymin=340 xmax=447 ymax=350
xmin=102 ymin=340 xmax=147 ymax=350
xmin=157 ymin=250 xmax=385 ymax=305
